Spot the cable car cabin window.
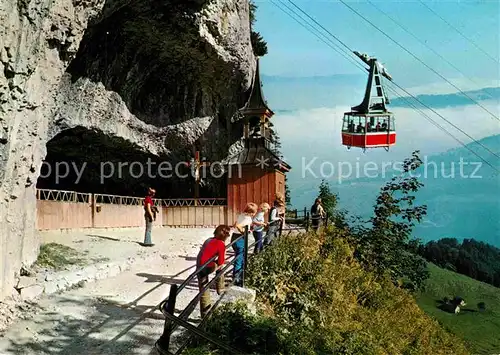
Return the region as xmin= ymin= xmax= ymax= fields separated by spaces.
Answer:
xmin=342 ymin=115 xmax=350 ymax=132
xmin=343 ymin=115 xmax=359 ymax=133
xmin=389 ymin=116 xmax=395 ymax=131
xmin=370 ymin=116 xmax=389 ymax=132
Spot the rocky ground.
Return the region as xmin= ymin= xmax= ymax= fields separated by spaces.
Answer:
xmin=0 ymin=227 xmax=224 ymax=355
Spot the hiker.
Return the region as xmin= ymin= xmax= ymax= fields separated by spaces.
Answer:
xmin=231 ymin=202 xmax=257 ymax=286
xmin=263 ymin=199 xmax=284 ymax=246
xmin=143 ymin=187 xmax=157 ymax=246
xmin=252 ymin=203 xmax=270 ymax=254
xmin=196 ymin=225 xmax=231 ymax=317
xmin=311 ymin=198 xmax=325 ymax=232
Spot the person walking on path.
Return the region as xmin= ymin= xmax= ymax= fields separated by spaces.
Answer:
xmin=231 ymin=202 xmax=257 ymax=286
xmin=143 ymin=187 xmax=157 ymax=246
xmin=196 ymin=225 xmax=231 ymax=317
xmin=252 ymin=203 xmax=269 ymax=254
xmin=311 ymin=198 xmax=325 ymax=232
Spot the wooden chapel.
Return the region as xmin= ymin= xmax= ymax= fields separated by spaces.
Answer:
xmin=225 ymin=58 xmax=292 ymax=224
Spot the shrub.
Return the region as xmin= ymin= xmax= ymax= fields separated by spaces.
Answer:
xmin=352 ymin=151 xmax=430 ymax=291
xmin=186 ymin=231 xmax=469 ymax=355
xmin=35 ymin=243 xmax=86 ymax=270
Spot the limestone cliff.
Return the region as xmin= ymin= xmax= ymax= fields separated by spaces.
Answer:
xmin=0 ymin=0 xmax=255 ymax=300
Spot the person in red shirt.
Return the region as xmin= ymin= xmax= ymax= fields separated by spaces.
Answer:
xmin=196 ymin=224 xmax=231 ymax=317
xmin=143 ymin=187 xmax=156 ymax=246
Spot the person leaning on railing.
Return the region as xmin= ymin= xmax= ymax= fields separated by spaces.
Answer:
xmin=252 ymin=203 xmax=270 ymax=254
xmin=263 ymin=199 xmax=284 ymax=246
xmin=196 ymin=224 xmax=231 ymax=318
xmin=231 ymin=202 xmax=258 ymax=287
xmin=275 ymin=192 xmax=286 ymax=227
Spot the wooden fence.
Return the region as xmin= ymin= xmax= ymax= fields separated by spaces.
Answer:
xmin=36 ymin=189 xmax=227 ymax=230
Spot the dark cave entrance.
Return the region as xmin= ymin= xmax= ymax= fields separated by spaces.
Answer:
xmin=36 ymin=127 xmax=227 ymax=199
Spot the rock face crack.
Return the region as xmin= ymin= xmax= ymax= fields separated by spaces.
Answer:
xmin=0 ymin=0 xmax=256 ymax=300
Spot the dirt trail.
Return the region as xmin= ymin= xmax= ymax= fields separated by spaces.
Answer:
xmin=0 ymin=228 xmax=220 ymax=355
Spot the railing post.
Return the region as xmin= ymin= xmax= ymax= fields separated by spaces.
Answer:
xmin=155 ymin=284 xmax=178 ymax=354
xmin=91 ymin=193 xmax=96 ymax=228
xmin=242 ymin=226 xmax=249 ymax=287
xmin=306 ymin=212 xmax=310 ymax=232
xmin=303 ymin=207 xmax=307 ymax=220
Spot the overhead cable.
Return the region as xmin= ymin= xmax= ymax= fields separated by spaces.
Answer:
xmin=366 ymin=0 xmax=497 ymax=100
xmin=270 ymin=0 xmax=500 ymax=171
xmin=337 ymin=0 xmax=499 ymax=121
xmin=417 ymin=0 xmax=499 ymax=64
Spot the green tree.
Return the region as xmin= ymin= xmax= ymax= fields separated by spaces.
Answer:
xmin=417 ymin=237 xmax=500 ymax=288
xmin=249 ymin=1 xmax=268 ymax=56
xmin=270 ymin=123 xmax=291 ymax=208
xmin=317 ymin=179 xmax=338 ymax=218
xmin=251 ymin=31 xmax=268 ymax=56
xmin=284 ymin=175 xmax=292 ymax=208
xmin=355 ymin=150 xmax=429 ymax=291
xmin=249 ymin=0 xmax=257 ymax=24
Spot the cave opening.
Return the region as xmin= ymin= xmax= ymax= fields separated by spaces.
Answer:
xmin=36 ymin=127 xmax=226 ymax=199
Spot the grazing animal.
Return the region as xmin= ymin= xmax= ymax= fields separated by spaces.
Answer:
xmin=439 ymin=296 xmax=466 ymax=314
xmin=452 ymin=296 xmax=466 ymax=314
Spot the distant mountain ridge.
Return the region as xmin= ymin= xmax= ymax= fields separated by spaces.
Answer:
xmin=287 ymin=134 xmax=500 ymax=247
xmin=390 ymin=87 xmax=500 ymax=108
xmin=261 ymin=74 xmax=499 ymax=109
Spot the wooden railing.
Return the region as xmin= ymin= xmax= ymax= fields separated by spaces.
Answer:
xmin=35 ymin=189 xmax=329 ymax=231
xmin=36 ymin=189 xmax=226 ymax=207
xmin=37 ymin=189 xmax=91 ymax=203
xmin=160 ymin=198 xmax=227 ymax=207
xmin=36 ymin=189 xmax=227 ymax=230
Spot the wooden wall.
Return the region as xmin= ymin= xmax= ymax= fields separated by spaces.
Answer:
xmin=163 ymin=206 xmax=227 ymax=227
xmin=36 ymin=200 xmax=93 ymax=230
xmin=275 ymin=170 xmax=285 ymax=198
xmin=37 ymin=201 xmax=225 ymax=230
xmin=226 ymin=166 xmax=285 ymax=224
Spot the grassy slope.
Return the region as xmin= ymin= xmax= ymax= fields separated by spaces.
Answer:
xmin=416 ymin=263 xmax=500 ymax=355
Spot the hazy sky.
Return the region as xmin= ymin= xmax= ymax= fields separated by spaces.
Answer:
xmin=253 ymin=0 xmax=500 ymax=90
xmin=250 ymin=0 xmax=499 ymax=183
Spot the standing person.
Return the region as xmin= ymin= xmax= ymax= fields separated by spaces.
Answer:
xmin=275 ymin=192 xmax=286 ymax=230
xmin=231 ymin=202 xmax=257 ymax=286
xmin=143 ymin=187 xmax=156 ymax=246
xmin=263 ymin=200 xmax=284 ymax=246
xmin=196 ymin=224 xmax=231 ymax=317
xmin=252 ymin=203 xmax=269 ymax=254
xmin=310 ymin=198 xmax=325 ymax=232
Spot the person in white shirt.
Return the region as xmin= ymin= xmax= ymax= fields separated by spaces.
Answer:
xmin=252 ymin=203 xmax=270 ymax=254
xmin=231 ymin=202 xmax=258 ymax=286
xmin=263 ymin=200 xmax=284 ymax=246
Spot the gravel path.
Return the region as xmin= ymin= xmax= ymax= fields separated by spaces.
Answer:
xmin=0 ymin=227 xmax=221 ymax=355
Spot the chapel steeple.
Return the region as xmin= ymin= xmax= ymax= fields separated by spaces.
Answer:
xmin=225 ymin=56 xmax=291 ymax=224
xmin=236 ymin=57 xmax=274 ymax=142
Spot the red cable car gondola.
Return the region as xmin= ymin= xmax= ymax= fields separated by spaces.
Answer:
xmin=342 ymin=51 xmax=396 ymax=151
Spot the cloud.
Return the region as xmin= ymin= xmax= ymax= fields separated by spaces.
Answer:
xmin=272 ymin=101 xmax=500 ymax=184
